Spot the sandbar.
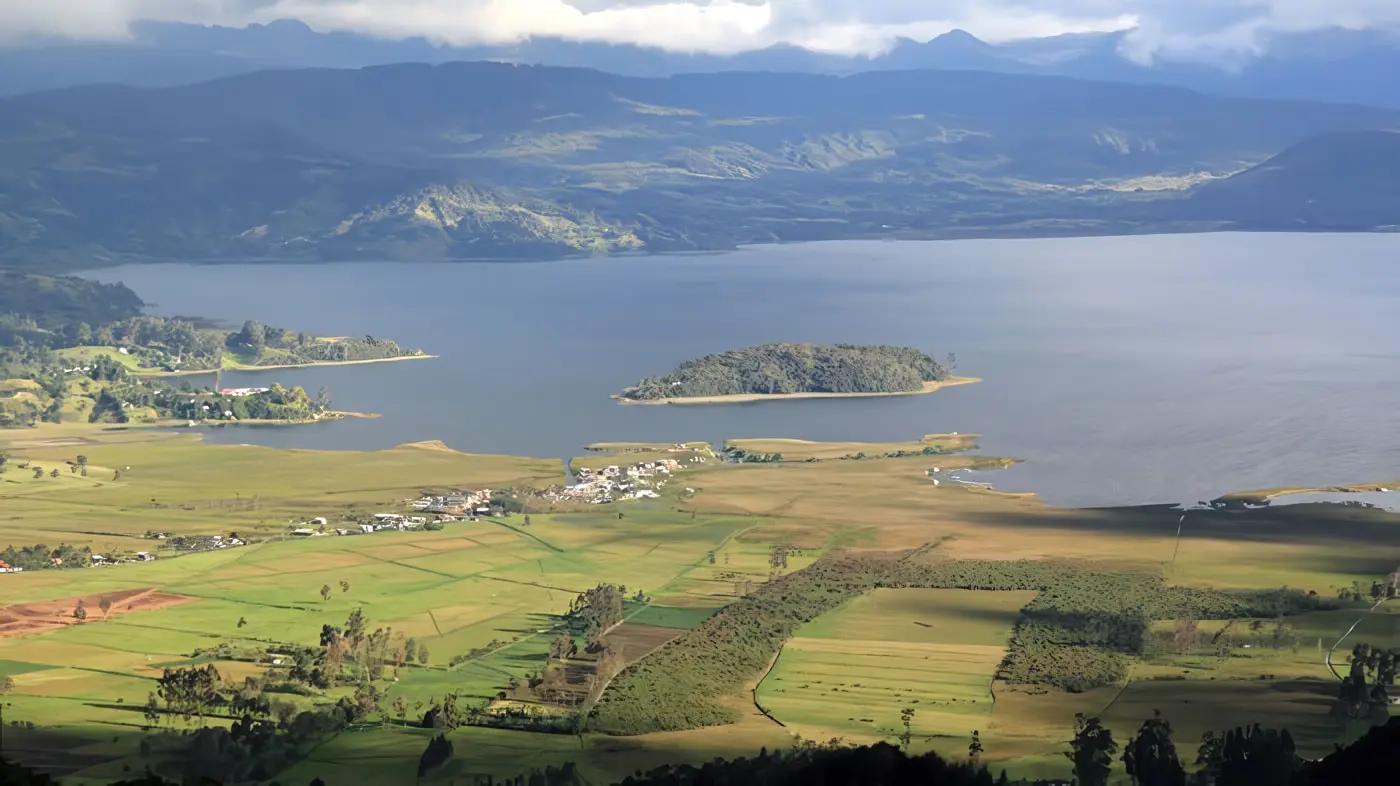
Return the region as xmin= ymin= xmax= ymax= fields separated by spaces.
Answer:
xmin=612 ymin=376 xmax=981 ymax=406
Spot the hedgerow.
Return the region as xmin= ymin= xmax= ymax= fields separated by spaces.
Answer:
xmin=590 ymin=553 xmax=1334 ymax=734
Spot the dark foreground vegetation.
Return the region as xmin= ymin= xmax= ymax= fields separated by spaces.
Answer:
xmin=8 ymin=715 xmax=1400 ymax=785
xmin=591 ymin=550 xmax=1332 ymax=734
xmin=618 ymin=343 xmax=953 ymax=401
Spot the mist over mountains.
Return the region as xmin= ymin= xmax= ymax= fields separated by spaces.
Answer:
xmin=3 ymin=19 xmax=1400 ymax=109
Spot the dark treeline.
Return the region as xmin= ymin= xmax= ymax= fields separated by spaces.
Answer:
xmin=620 ymin=343 xmax=952 ymax=400
xmin=9 ymin=715 xmax=1400 ymax=785
xmin=0 ymin=542 xmax=92 ymax=571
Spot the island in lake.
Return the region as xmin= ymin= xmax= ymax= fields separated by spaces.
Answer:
xmin=614 ymin=342 xmax=978 ymax=405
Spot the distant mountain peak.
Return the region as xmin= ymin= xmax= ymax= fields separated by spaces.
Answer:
xmin=931 ymin=29 xmax=989 ymax=48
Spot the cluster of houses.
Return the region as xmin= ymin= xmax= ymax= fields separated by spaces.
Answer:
xmin=546 ymin=457 xmax=694 ymax=504
xmin=288 ymin=495 xmax=493 ymax=538
xmin=0 ymin=560 xmax=21 ymax=573
xmin=89 ymin=551 xmax=159 ymax=567
xmin=219 ymin=387 xmax=271 ymax=397
xmin=411 ymin=490 xmax=495 ymax=515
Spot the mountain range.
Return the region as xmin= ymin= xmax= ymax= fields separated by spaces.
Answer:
xmin=4 ymin=20 xmax=1400 ymax=109
xmin=0 ymin=62 xmax=1397 ymax=268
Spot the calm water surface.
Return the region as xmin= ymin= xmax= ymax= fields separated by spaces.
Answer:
xmin=87 ymin=233 xmax=1400 ymax=508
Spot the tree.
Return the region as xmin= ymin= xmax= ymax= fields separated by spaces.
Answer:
xmin=320 ymin=584 xmax=332 ymax=601
xmin=1198 ymin=725 xmax=1300 ymax=786
xmin=393 ymin=695 xmax=408 ymax=726
xmin=157 ymin=664 xmax=223 ymax=725
xmin=1065 ymin=714 xmax=1117 ymax=786
xmin=33 ymin=466 xmax=44 ymax=479
xmin=404 ymin=638 xmax=419 ymax=664
xmin=899 ymin=707 xmax=915 ymax=752
xmin=143 ymin=692 xmax=162 ymax=727
xmin=74 ymin=599 xmax=88 ymax=620
xmin=1 ymin=675 xmax=14 ymax=694
xmin=1172 ymin=616 xmax=1199 ymax=654
xmin=418 ymin=644 xmax=430 ymax=666
xmin=76 ymin=454 xmax=88 ymax=468
xmin=969 ymin=730 xmax=984 ymax=763
xmin=236 ymin=616 xmax=247 ymax=628
xmin=1122 ymin=710 xmax=1185 ymax=786
xmin=352 ymin=681 xmax=382 ymax=722
xmin=49 ymin=468 xmax=60 ymax=478
xmin=316 ymin=386 xmax=333 ymax=412
xmin=99 ymin=595 xmax=113 ymax=618
xmin=339 ymin=580 xmax=350 ymax=593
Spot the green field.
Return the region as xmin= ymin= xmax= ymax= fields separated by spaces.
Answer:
xmin=4 ymin=428 xmax=1400 ymax=783
xmin=758 ymin=589 xmax=1035 ymax=753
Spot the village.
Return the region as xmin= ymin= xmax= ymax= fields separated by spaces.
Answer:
xmin=1 ymin=454 xmax=703 ymax=576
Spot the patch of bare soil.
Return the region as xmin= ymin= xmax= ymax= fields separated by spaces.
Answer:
xmin=0 ymin=587 xmax=195 ymax=638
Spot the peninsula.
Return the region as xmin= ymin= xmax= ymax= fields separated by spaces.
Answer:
xmin=614 ymin=342 xmax=976 ymax=405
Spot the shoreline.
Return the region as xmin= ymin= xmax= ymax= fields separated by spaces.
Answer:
xmin=136 ymin=353 xmax=437 ymax=377
xmin=1217 ymin=480 xmax=1400 ymax=505
xmin=192 ymin=410 xmax=380 ymax=428
xmin=612 ymin=376 xmax=981 ymax=406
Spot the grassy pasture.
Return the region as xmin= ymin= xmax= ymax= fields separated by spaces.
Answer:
xmin=725 ymin=433 xmax=979 ymax=461
xmin=757 ymin=588 xmax=1035 ymax=756
xmin=0 ymin=429 xmax=564 ymax=550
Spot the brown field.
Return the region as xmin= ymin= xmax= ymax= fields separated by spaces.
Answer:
xmin=0 ymin=588 xmax=194 ymax=638
xmin=604 ymin=622 xmax=685 ymax=664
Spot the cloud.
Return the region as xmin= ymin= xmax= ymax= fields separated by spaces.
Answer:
xmin=2 ymin=0 xmax=1400 ymax=60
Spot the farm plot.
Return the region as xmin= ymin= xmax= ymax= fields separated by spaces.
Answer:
xmin=756 ymin=588 xmax=1035 ymax=749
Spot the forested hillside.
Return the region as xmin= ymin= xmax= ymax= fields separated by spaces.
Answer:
xmin=2 ymin=63 xmax=1398 ymax=268
xmin=618 ymin=343 xmax=951 ymax=400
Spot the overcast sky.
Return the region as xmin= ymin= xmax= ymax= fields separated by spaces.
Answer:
xmin=4 ymin=0 xmax=1400 ymax=60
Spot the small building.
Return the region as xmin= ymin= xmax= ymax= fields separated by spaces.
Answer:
xmin=134 ymin=552 xmax=155 ymax=562
xmin=91 ymin=555 xmax=110 ymax=566
xmin=290 ymin=528 xmax=316 ymax=537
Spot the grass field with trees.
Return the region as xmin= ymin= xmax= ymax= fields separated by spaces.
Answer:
xmin=1 ymin=427 xmax=1398 ymax=784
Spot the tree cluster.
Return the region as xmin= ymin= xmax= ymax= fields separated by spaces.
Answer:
xmin=227 ymin=319 xmax=418 ymax=365
xmin=568 ymin=584 xmax=625 ymax=645
xmin=620 ymin=343 xmax=950 ymax=400
xmin=1334 ymin=642 xmax=1399 ymax=721
xmin=0 ymin=543 xmax=92 ymax=571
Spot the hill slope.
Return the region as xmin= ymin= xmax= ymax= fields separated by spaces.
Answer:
xmin=1 ymin=63 xmax=1398 ymax=267
xmin=1179 ymin=130 xmax=1400 ymax=229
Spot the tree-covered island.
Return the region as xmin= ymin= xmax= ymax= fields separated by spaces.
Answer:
xmin=615 ymin=343 xmax=976 ymax=404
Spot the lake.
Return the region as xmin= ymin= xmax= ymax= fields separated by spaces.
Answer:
xmin=86 ymin=232 xmax=1400 ymax=508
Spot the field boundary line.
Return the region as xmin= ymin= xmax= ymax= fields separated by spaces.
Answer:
xmin=1326 ymin=597 xmax=1388 ymax=680
xmin=750 ymin=647 xmax=787 ymax=728
xmin=483 ymin=516 xmax=564 ymax=553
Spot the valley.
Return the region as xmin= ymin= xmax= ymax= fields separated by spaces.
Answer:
xmin=2 ymin=420 xmax=1398 ymax=783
